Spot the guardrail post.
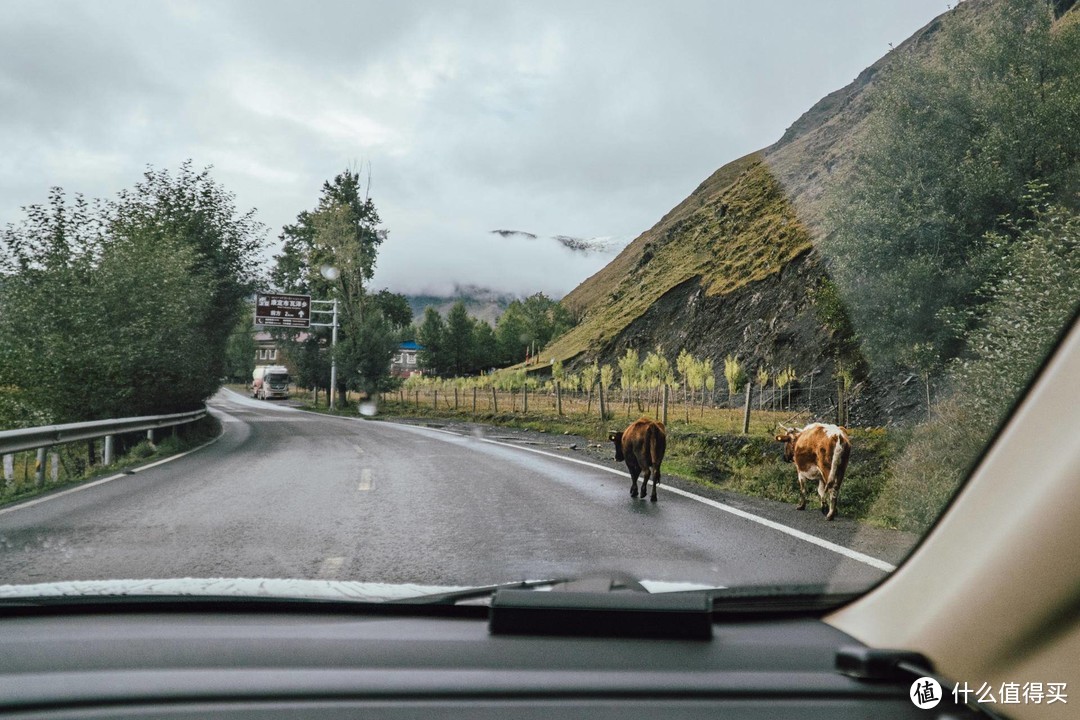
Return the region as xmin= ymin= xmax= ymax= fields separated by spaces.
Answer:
xmin=147 ymin=428 xmax=154 ymax=445
xmin=2 ymin=454 xmax=12 ymax=487
xmin=104 ymin=435 xmax=114 ymax=465
xmin=35 ymin=447 xmax=46 ymax=488
xmin=50 ymin=451 xmax=59 ymax=482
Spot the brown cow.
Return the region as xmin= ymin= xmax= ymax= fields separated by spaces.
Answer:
xmin=609 ymin=417 xmax=667 ymax=502
xmin=775 ymin=423 xmax=851 ymax=521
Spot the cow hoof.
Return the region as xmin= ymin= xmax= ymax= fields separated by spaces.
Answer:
xmin=630 ymin=491 xmax=638 ymax=499
xmin=827 ymin=514 xmax=836 ymax=521
xmin=650 ymin=495 xmax=657 ymax=502
xmin=820 ymin=505 xmax=828 ymax=516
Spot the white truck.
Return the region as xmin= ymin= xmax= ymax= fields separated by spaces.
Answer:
xmin=251 ymin=365 xmax=291 ymax=400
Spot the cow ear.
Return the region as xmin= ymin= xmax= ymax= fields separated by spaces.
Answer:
xmin=774 ymin=434 xmax=785 ymax=442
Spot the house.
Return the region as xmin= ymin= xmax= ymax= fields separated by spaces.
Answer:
xmin=253 ymin=331 xmax=311 ymax=372
xmin=392 ymin=341 xmax=423 ymax=378
xmin=254 ymin=331 xmax=283 ymax=364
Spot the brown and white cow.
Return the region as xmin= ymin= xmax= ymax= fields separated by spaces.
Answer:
xmin=775 ymin=423 xmax=851 ymax=521
xmin=609 ymin=417 xmax=667 ymax=502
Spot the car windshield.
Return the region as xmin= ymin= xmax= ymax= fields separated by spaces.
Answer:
xmin=0 ymin=0 xmax=1077 ymax=604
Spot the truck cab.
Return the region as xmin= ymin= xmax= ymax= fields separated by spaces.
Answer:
xmin=251 ymin=365 xmax=291 ymax=400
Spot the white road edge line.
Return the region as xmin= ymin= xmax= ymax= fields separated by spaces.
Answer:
xmin=225 ymin=395 xmax=898 ymax=573
xmin=0 ymin=412 xmax=229 ymax=518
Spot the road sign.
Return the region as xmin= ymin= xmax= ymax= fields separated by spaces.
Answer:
xmin=254 ymin=292 xmax=311 ymax=328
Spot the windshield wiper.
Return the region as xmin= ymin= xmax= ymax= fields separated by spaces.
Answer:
xmin=393 ymin=577 xmax=569 ymax=605
xmin=397 ymin=572 xmax=656 ymax=606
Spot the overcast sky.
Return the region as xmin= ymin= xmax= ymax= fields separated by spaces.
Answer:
xmin=1 ymin=0 xmax=948 ymax=298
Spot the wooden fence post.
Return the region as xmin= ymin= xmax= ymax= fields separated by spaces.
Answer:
xmin=472 ymin=387 xmax=477 ymax=414
xmin=556 ymin=382 xmax=562 ymax=416
xmin=598 ymin=383 xmax=607 ymax=421
xmin=661 ymin=385 xmax=668 ymax=425
xmin=492 ymin=386 xmax=498 ymax=413
xmin=742 ymin=380 xmax=752 ymax=435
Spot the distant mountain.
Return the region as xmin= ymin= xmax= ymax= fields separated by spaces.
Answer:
xmin=403 ymin=284 xmax=520 ymax=325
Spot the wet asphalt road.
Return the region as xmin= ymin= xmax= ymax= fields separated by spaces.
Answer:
xmin=0 ymin=390 xmax=893 ymax=590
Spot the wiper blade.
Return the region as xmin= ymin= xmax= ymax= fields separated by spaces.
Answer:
xmin=393 ymin=578 xmax=568 ymax=605
xmin=396 ymin=572 xmax=656 ymax=606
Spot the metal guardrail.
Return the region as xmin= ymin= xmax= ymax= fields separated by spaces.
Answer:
xmin=0 ymin=409 xmax=208 ymax=487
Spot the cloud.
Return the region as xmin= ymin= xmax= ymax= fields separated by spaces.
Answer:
xmin=0 ymin=0 xmax=950 ymax=299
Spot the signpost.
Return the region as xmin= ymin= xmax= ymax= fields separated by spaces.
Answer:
xmin=254 ymin=293 xmax=311 ymax=328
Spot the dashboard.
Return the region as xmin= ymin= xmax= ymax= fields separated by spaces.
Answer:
xmin=0 ymin=600 xmax=981 ymax=719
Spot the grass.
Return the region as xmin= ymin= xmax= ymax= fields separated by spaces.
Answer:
xmin=0 ymin=415 xmax=221 ymax=508
xmin=562 ymin=150 xmax=763 ymax=314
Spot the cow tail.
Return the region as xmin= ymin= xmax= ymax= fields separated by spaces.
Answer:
xmin=830 ymin=436 xmax=850 ymax=485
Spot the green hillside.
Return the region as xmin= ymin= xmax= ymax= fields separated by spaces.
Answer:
xmin=546 ymin=158 xmax=811 ymax=364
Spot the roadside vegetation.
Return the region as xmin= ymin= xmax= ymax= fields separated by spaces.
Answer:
xmin=0 ymin=163 xmax=263 ymax=484
xmin=0 ymin=163 xmax=264 ymax=429
xmin=825 ymin=0 xmax=1080 ymax=532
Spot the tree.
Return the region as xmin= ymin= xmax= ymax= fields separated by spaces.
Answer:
xmin=882 ymin=201 xmax=1079 ymax=532
xmin=599 ymin=364 xmax=614 ymax=417
xmin=444 ymin=301 xmax=475 ymax=376
xmin=756 ymin=367 xmax=769 ymax=409
xmin=371 ymin=289 xmax=413 ymax=330
xmin=270 ymin=169 xmax=389 ymax=403
xmin=641 ymin=348 xmax=672 ymax=416
xmin=617 ymin=348 xmax=641 ymax=414
xmin=701 ymin=358 xmax=715 ymax=417
xmin=581 ymin=362 xmax=600 ymax=413
xmin=224 ymin=316 xmax=258 ymax=383
xmin=824 ymin=0 xmax=1080 ymax=371
xmin=346 ymin=309 xmax=400 ymax=398
xmin=417 ymin=307 xmax=447 ymax=375
xmin=676 ymin=349 xmax=695 ymax=400
xmin=493 ymin=293 xmax=576 ymax=366
xmin=471 ymin=320 xmax=499 ymax=371
xmin=0 ymin=165 xmax=265 ymax=424
xmin=723 ymin=355 xmax=746 ymax=407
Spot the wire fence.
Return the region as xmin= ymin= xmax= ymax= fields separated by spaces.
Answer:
xmin=380 ymin=382 xmax=852 ymax=432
